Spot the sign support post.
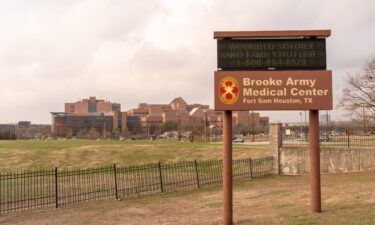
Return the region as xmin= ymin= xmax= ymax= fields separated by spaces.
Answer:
xmin=223 ymin=110 xmax=233 ymax=225
xmin=309 ymin=110 xmax=321 ymax=212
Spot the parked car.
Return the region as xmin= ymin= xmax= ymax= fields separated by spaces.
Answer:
xmin=233 ymin=138 xmax=245 ymax=143
xmin=319 ymin=135 xmax=329 ymax=142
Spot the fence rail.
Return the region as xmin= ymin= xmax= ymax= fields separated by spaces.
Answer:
xmin=0 ymin=157 xmax=273 ymax=214
xmin=283 ymin=134 xmax=375 ymax=148
xmin=282 ymin=125 xmax=375 ymax=148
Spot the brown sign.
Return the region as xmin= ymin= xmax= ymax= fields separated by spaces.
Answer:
xmin=214 ymin=70 xmax=332 ymax=110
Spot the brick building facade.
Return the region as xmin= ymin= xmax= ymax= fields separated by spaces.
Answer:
xmin=51 ymin=97 xmax=127 ymax=137
xmin=126 ymin=97 xmax=269 ymax=135
xmin=126 ymin=97 xmax=216 ymax=133
xmin=51 ymin=96 xmax=269 ymax=138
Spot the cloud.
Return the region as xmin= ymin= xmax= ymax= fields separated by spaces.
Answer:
xmin=1 ymin=0 xmax=375 ymax=123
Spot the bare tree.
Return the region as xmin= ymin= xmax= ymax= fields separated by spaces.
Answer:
xmin=339 ymin=57 xmax=375 ymax=121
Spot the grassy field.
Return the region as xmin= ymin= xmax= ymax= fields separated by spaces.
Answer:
xmin=0 ymin=140 xmax=270 ymax=172
xmin=1 ymin=172 xmax=374 ymax=225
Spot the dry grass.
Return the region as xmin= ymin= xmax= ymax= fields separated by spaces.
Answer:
xmin=1 ymin=172 xmax=375 ymax=225
xmin=0 ymin=140 xmax=270 ymax=171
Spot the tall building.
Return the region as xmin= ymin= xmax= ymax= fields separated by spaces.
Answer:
xmin=51 ymin=96 xmax=270 ymax=138
xmin=232 ymin=112 xmax=262 ymax=127
xmin=51 ymin=97 xmax=127 ymax=137
xmin=126 ymin=97 xmax=269 ymax=135
xmin=320 ymin=113 xmax=331 ymax=125
xmin=127 ymin=97 xmax=216 ymax=133
xmin=259 ymin=116 xmax=270 ymax=132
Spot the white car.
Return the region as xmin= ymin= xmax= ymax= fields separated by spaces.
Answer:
xmin=233 ymin=138 xmax=245 ymax=143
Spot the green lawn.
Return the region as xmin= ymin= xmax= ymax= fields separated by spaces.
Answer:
xmin=0 ymin=140 xmax=270 ymax=172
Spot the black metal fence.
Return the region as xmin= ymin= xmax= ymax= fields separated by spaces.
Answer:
xmin=0 ymin=157 xmax=273 ymax=214
xmin=282 ymin=125 xmax=375 ymax=149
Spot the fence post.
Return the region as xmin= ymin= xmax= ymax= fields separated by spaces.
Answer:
xmin=158 ymin=162 xmax=164 ymax=193
xmin=248 ymin=158 xmax=253 ymax=179
xmin=113 ymin=164 xmax=118 ymax=200
xmin=269 ymin=122 xmax=282 ymax=175
xmin=54 ymin=167 xmax=58 ymax=208
xmin=194 ymin=160 xmax=200 ymax=188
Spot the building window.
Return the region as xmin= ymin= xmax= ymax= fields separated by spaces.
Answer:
xmin=88 ymin=103 xmax=97 ymax=112
xmin=118 ymin=112 xmax=122 ymax=129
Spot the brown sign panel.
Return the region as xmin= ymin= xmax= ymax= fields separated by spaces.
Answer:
xmin=217 ymin=39 xmax=326 ymax=70
xmin=214 ymin=70 xmax=332 ymax=110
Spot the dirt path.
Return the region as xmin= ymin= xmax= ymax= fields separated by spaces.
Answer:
xmin=1 ymin=172 xmax=375 ymax=225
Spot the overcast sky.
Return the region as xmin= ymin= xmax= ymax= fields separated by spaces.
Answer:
xmin=1 ymin=0 xmax=375 ymax=124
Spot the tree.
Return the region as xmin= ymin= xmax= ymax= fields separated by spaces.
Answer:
xmin=162 ymin=121 xmax=178 ymax=132
xmin=111 ymin=129 xmax=120 ymax=139
xmin=149 ymin=123 xmax=159 ymax=135
xmin=185 ymin=124 xmax=205 ymax=141
xmin=88 ymin=128 xmax=100 ymax=140
xmin=339 ymin=58 xmax=375 ymax=121
xmin=0 ymin=131 xmax=16 ymax=140
xmin=233 ymin=124 xmax=252 ymax=136
xmin=76 ymin=130 xmax=87 ymax=139
xmin=65 ymin=129 xmax=73 ymax=139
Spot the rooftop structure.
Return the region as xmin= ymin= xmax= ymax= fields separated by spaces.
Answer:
xmin=65 ymin=96 xmax=121 ymax=114
xmin=51 ymin=97 xmax=126 ymax=138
